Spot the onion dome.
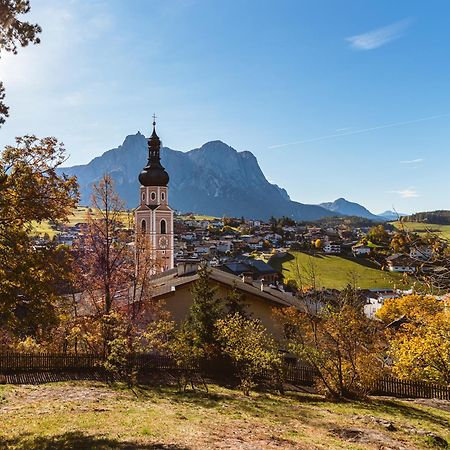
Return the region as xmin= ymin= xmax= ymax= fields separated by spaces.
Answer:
xmin=138 ymin=117 xmax=169 ymax=187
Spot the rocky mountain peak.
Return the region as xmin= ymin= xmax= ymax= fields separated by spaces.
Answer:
xmin=58 ymin=134 xmax=374 ymax=221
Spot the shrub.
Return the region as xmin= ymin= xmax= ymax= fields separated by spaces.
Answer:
xmin=216 ymin=313 xmax=282 ymax=395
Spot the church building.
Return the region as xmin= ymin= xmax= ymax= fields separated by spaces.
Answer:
xmin=135 ymin=118 xmax=174 ymax=271
xmin=133 ymin=118 xmax=297 ymax=336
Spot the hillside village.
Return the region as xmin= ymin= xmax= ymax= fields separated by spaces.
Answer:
xmin=33 ymin=208 xmax=446 ymax=322
xmin=2 ymin=3 xmax=450 ymax=449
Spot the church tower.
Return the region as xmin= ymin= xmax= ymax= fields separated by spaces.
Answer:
xmin=135 ymin=117 xmax=174 ymax=271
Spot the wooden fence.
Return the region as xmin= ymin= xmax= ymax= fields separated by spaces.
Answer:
xmin=1 ymin=353 xmax=449 ymax=400
xmin=0 ymin=352 xmax=176 ymax=374
xmin=283 ymin=363 xmax=316 ymax=386
xmin=372 ymin=376 xmax=450 ymax=400
xmin=0 ymin=353 xmax=102 ymax=373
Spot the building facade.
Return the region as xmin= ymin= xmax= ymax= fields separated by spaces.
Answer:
xmin=135 ymin=119 xmax=174 ymax=271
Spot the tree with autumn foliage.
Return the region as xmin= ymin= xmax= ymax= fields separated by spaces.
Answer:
xmin=367 ymin=224 xmax=390 ymax=246
xmin=0 ymin=136 xmax=78 ymax=347
xmin=377 ymin=294 xmax=450 ymax=385
xmin=68 ymin=174 xmax=161 ymax=356
xmin=276 ymin=287 xmax=385 ymax=399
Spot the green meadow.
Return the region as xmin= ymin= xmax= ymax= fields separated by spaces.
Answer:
xmin=392 ymin=221 xmax=450 ymax=240
xmin=271 ymin=251 xmax=409 ymax=290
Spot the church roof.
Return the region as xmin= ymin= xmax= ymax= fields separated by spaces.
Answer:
xmin=139 ymin=119 xmax=169 ymax=187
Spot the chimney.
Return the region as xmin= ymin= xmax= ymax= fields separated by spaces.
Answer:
xmin=260 ymin=278 xmax=265 ymax=292
xmin=177 ymin=261 xmax=199 ymax=277
xmin=241 ymin=273 xmax=253 ymax=284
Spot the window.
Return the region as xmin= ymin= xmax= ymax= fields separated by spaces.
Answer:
xmin=142 ymin=192 xmax=145 ymax=201
xmin=161 ymin=191 xmax=165 ymax=201
xmin=151 ymin=192 xmax=156 ymax=201
xmin=160 ymin=219 xmax=166 ymax=234
xmin=141 ymin=219 xmax=146 ymax=233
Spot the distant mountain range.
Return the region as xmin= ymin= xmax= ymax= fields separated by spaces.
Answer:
xmin=59 ymin=133 xmax=387 ymax=222
xmin=320 ymin=198 xmax=381 ymax=221
xmin=377 ymin=210 xmax=407 ymax=221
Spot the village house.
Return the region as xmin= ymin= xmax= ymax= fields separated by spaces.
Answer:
xmin=386 ymin=254 xmax=417 ymax=273
xmin=215 ymin=240 xmax=233 ymax=253
xmin=149 ymin=263 xmax=293 ymax=337
xmin=323 ymin=242 xmax=342 ymax=254
xmin=409 ymin=246 xmax=433 ymax=261
xmin=264 ymin=232 xmax=282 ymax=243
xmin=362 ymin=288 xmax=400 ymax=319
xmin=245 ymin=236 xmax=264 ymax=250
xmin=352 ymin=243 xmax=371 ymax=257
xmin=218 ymin=258 xmax=280 ymax=284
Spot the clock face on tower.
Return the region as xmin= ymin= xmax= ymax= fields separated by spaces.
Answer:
xmin=159 ymin=236 xmax=168 ymax=249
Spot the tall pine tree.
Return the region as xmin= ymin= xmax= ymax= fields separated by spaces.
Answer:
xmin=187 ymin=264 xmax=223 ymax=350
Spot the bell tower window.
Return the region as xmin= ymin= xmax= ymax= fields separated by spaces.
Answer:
xmin=161 ymin=191 xmax=165 ymax=201
xmin=160 ymin=219 xmax=166 ymax=235
xmin=151 ymin=192 xmax=156 ymax=201
xmin=141 ymin=219 xmax=147 ymax=233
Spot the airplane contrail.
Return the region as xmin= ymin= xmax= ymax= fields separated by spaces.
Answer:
xmin=268 ymin=113 xmax=450 ymax=149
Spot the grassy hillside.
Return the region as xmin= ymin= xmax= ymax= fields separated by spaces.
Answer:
xmin=0 ymin=382 xmax=448 ymax=449
xmin=32 ymin=207 xmax=133 ymax=237
xmin=178 ymin=214 xmax=220 ymax=221
xmin=392 ymin=221 xmax=450 ymax=240
xmin=271 ymin=251 xmax=409 ymax=290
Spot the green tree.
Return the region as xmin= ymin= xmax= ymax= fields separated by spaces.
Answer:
xmin=103 ymin=311 xmax=138 ymax=387
xmin=223 ymin=282 xmax=248 ymax=317
xmin=216 ymin=313 xmax=282 ymax=395
xmin=146 ymin=318 xmax=206 ymax=391
xmin=0 ymin=0 xmax=41 ymax=125
xmin=187 ymin=264 xmax=223 ymax=352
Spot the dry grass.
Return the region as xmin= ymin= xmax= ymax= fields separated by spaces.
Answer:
xmin=31 ymin=207 xmax=133 ymax=236
xmin=0 ymin=382 xmax=449 ymax=449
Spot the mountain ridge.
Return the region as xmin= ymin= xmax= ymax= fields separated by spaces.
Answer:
xmin=320 ymin=198 xmax=381 ymax=221
xmin=59 ymin=133 xmax=379 ymax=221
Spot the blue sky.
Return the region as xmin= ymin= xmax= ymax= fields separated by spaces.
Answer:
xmin=1 ymin=0 xmax=449 ymax=214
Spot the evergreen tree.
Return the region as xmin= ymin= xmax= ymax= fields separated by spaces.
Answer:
xmin=224 ymin=282 xmax=249 ymax=318
xmin=187 ymin=264 xmax=222 ymax=349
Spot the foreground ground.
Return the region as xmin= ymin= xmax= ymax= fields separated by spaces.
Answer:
xmin=0 ymin=382 xmax=449 ymax=449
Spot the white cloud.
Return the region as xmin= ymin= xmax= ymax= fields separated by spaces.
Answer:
xmin=388 ymin=188 xmax=420 ymax=199
xmin=400 ymin=158 xmax=424 ymax=164
xmin=346 ymin=18 xmax=412 ymax=50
